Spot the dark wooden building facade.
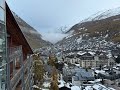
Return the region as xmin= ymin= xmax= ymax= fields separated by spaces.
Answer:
xmin=0 ymin=1 xmax=34 ymax=90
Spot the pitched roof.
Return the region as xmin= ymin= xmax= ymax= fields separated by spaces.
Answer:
xmin=73 ymin=68 xmax=94 ymax=81
xmin=6 ymin=3 xmax=33 ymax=54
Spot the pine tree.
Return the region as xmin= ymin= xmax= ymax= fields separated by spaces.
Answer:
xmin=50 ymin=66 xmax=59 ymax=90
xmin=48 ymin=55 xmax=56 ymax=66
xmin=33 ymin=54 xmax=44 ymax=87
xmin=47 ymin=53 xmax=59 ymax=90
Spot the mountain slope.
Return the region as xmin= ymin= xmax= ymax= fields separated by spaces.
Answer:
xmin=12 ymin=12 xmax=52 ymax=49
xmin=56 ymin=7 xmax=120 ymax=56
xmin=81 ymin=7 xmax=120 ymax=23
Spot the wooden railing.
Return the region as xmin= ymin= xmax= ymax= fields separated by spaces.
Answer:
xmin=9 ymin=46 xmax=33 ymax=90
xmin=10 ymin=57 xmax=32 ymax=89
xmin=10 ymin=67 xmax=22 ymax=89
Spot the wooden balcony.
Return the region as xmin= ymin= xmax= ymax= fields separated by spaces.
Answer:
xmin=10 ymin=67 xmax=22 ymax=89
xmin=10 ymin=58 xmax=33 ymax=90
xmin=8 ymin=46 xmax=33 ymax=90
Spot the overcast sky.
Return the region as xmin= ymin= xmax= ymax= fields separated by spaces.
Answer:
xmin=7 ymin=0 xmax=120 ymax=43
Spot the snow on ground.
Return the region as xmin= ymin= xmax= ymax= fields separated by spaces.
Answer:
xmin=66 ymin=83 xmax=71 ymax=88
xmin=71 ymin=86 xmax=81 ymax=90
xmin=32 ymin=85 xmax=40 ymax=89
xmin=58 ymin=80 xmax=66 ymax=88
xmin=43 ymin=82 xmax=50 ymax=88
xmin=77 ymin=36 xmax=82 ymax=43
xmin=84 ymin=86 xmax=93 ymax=90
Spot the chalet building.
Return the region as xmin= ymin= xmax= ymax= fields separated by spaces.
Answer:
xmin=0 ymin=1 xmax=34 ymax=90
xmin=65 ymin=52 xmax=115 ymax=68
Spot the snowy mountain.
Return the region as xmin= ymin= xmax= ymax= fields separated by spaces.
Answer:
xmin=56 ymin=7 xmax=120 ymax=56
xmin=81 ymin=7 xmax=120 ymax=23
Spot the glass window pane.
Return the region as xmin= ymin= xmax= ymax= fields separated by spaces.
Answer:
xmin=0 ymin=65 xmax=6 ymax=90
xmin=0 ymin=23 xmax=5 ymax=35
xmin=0 ymin=8 xmax=4 ymax=22
xmin=0 ymin=0 xmax=5 ymax=9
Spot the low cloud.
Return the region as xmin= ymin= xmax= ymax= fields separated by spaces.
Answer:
xmin=41 ymin=32 xmax=68 ymax=44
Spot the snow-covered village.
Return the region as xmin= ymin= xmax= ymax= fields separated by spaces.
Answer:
xmin=1 ymin=0 xmax=120 ymax=90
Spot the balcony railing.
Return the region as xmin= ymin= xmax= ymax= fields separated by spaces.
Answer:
xmin=8 ymin=46 xmax=33 ymax=90
xmin=10 ymin=67 xmax=22 ymax=89
xmin=10 ymin=57 xmax=33 ymax=89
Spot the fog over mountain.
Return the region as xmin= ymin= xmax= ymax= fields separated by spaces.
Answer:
xmin=7 ymin=0 xmax=120 ymax=43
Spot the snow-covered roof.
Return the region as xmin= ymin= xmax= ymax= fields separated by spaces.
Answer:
xmin=88 ymin=79 xmax=102 ymax=84
xmin=75 ymin=64 xmax=80 ymax=67
xmin=64 ymin=63 xmax=68 ymax=67
xmin=88 ymin=51 xmax=95 ymax=56
xmin=113 ymin=66 xmax=119 ymax=70
xmin=116 ymin=64 xmax=120 ymax=67
xmin=93 ymin=84 xmax=115 ymax=90
xmin=107 ymin=87 xmax=116 ymax=90
xmin=93 ymin=84 xmax=107 ymax=90
xmin=77 ymin=51 xmax=86 ymax=55
xmin=83 ymin=84 xmax=115 ymax=90
xmin=95 ymin=70 xmax=105 ymax=74
xmin=73 ymin=68 xmax=94 ymax=81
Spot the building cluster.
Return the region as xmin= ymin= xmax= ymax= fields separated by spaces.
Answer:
xmin=63 ymin=51 xmax=115 ymax=68
xmin=61 ymin=64 xmax=120 ymax=90
xmin=63 ymin=66 xmax=94 ymax=86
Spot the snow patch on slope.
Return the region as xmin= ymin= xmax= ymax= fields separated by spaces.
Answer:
xmin=80 ymin=7 xmax=120 ymax=23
